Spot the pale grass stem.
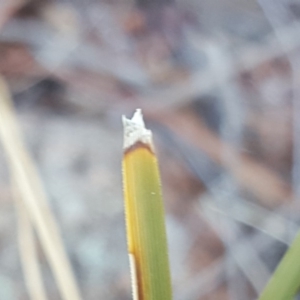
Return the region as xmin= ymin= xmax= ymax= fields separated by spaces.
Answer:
xmin=0 ymin=77 xmax=82 ymax=300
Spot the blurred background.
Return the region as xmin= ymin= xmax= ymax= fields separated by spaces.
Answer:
xmin=0 ymin=0 xmax=300 ymax=299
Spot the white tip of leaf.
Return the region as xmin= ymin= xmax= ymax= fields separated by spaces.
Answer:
xmin=123 ymin=109 xmax=153 ymax=150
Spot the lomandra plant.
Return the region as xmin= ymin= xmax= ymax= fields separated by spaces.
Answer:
xmin=1 ymin=71 xmax=300 ymax=300
xmin=122 ymin=109 xmax=172 ymax=300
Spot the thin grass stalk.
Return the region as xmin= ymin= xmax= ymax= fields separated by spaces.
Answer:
xmin=0 ymin=78 xmax=82 ymax=300
xmin=122 ymin=109 xmax=172 ymax=300
xmin=14 ymin=185 xmax=48 ymax=300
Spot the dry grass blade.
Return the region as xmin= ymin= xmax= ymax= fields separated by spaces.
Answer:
xmin=14 ymin=186 xmax=48 ymax=300
xmin=0 ymin=77 xmax=82 ymax=300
